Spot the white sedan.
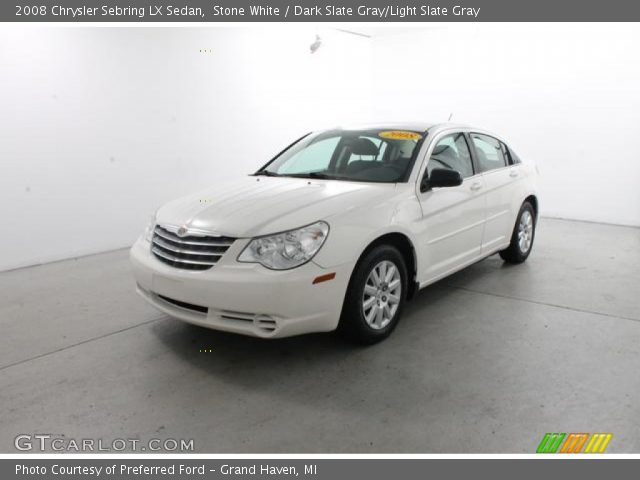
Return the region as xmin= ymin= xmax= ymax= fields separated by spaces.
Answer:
xmin=130 ymin=123 xmax=538 ymax=343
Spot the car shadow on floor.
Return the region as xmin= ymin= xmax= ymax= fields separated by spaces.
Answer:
xmin=150 ymin=278 xmax=460 ymax=391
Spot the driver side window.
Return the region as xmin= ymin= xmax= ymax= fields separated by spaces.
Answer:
xmin=427 ymin=133 xmax=474 ymax=179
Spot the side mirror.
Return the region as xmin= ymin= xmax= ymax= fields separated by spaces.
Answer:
xmin=421 ymin=168 xmax=463 ymax=192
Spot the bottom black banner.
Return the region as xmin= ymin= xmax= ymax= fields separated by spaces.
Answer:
xmin=3 ymin=459 xmax=637 ymax=480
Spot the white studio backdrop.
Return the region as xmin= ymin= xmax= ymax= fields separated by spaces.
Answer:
xmin=370 ymin=23 xmax=640 ymax=228
xmin=0 ymin=26 xmax=373 ymax=271
xmin=1 ymin=24 xmax=639 ymax=272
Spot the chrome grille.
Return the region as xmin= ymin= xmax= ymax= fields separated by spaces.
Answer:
xmin=151 ymin=225 xmax=235 ymax=271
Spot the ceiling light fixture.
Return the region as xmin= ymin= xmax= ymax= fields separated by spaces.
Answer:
xmin=310 ymin=35 xmax=322 ymax=54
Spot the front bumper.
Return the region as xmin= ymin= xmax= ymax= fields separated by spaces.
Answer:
xmin=129 ymin=237 xmax=353 ymax=338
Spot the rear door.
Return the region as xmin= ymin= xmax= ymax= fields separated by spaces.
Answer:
xmin=415 ymin=131 xmax=486 ymax=283
xmin=469 ymin=133 xmax=524 ymax=254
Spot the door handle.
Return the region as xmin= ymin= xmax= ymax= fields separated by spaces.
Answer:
xmin=509 ymin=170 xmax=519 ymax=178
xmin=470 ymin=182 xmax=482 ymax=191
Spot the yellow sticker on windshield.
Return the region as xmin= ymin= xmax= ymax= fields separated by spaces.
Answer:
xmin=379 ymin=131 xmax=422 ymax=141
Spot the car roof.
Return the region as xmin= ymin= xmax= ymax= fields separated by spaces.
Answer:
xmin=331 ymin=122 xmax=472 ymax=134
xmin=327 ymin=122 xmax=506 ymax=143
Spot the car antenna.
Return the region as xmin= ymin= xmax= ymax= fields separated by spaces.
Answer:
xmin=448 ymin=113 xmax=454 ymax=121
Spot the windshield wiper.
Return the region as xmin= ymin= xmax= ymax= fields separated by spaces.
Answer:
xmin=286 ymin=172 xmax=349 ymax=180
xmin=256 ymin=171 xmax=354 ymax=181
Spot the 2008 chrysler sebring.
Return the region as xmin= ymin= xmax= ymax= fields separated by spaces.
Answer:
xmin=130 ymin=123 xmax=538 ymax=343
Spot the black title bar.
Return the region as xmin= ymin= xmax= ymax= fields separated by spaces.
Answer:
xmin=3 ymin=0 xmax=640 ymax=22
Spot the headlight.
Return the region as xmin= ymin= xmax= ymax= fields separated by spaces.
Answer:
xmin=238 ymin=221 xmax=329 ymax=270
xmin=143 ymin=213 xmax=156 ymax=242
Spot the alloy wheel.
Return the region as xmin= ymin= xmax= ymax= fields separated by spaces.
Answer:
xmin=362 ymin=260 xmax=402 ymax=330
xmin=518 ymin=210 xmax=534 ymax=253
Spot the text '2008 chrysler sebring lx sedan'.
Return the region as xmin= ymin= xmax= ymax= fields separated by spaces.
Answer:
xmin=130 ymin=123 xmax=539 ymax=343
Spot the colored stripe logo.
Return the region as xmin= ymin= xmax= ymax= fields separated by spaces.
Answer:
xmin=537 ymin=433 xmax=612 ymax=453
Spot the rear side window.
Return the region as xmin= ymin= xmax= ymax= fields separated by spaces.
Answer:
xmin=503 ymin=143 xmax=521 ymax=164
xmin=470 ymin=134 xmax=508 ymax=173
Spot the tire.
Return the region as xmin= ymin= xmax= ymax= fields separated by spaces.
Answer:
xmin=499 ymin=201 xmax=536 ymax=264
xmin=338 ymin=244 xmax=408 ymax=344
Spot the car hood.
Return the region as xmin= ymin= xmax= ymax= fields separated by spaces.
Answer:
xmin=156 ymin=176 xmax=397 ymax=238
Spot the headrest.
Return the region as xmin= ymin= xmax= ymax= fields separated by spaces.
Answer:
xmin=349 ymin=138 xmax=379 ymax=156
xmin=432 ymin=144 xmax=457 ymax=159
xmin=397 ymin=140 xmax=415 ymax=158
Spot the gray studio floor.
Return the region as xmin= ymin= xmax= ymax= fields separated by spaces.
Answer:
xmin=2 ymin=218 xmax=639 ymax=453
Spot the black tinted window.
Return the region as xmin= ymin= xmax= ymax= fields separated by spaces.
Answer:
xmin=504 ymin=143 xmax=521 ymax=164
xmin=471 ymin=134 xmax=508 ymax=172
xmin=427 ymin=133 xmax=474 ymax=179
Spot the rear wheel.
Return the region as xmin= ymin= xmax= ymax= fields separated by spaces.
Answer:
xmin=339 ymin=245 xmax=407 ymax=344
xmin=499 ymin=201 xmax=536 ymax=264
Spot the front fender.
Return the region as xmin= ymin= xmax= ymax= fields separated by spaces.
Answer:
xmin=312 ymin=192 xmax=422 ymax=270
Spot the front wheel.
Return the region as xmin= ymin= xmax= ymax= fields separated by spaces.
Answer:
xmin=499 ymin=201 xmax=536 ymax=264
xmin=338 ymin=245 xmax=408 ymax=344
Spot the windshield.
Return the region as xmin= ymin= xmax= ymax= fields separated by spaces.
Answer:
xmin=257 ymin=129 xmax=426 ymax=183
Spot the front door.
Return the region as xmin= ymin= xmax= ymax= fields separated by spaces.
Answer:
xmin=416 ymin=131 xmax=486 ymax=284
